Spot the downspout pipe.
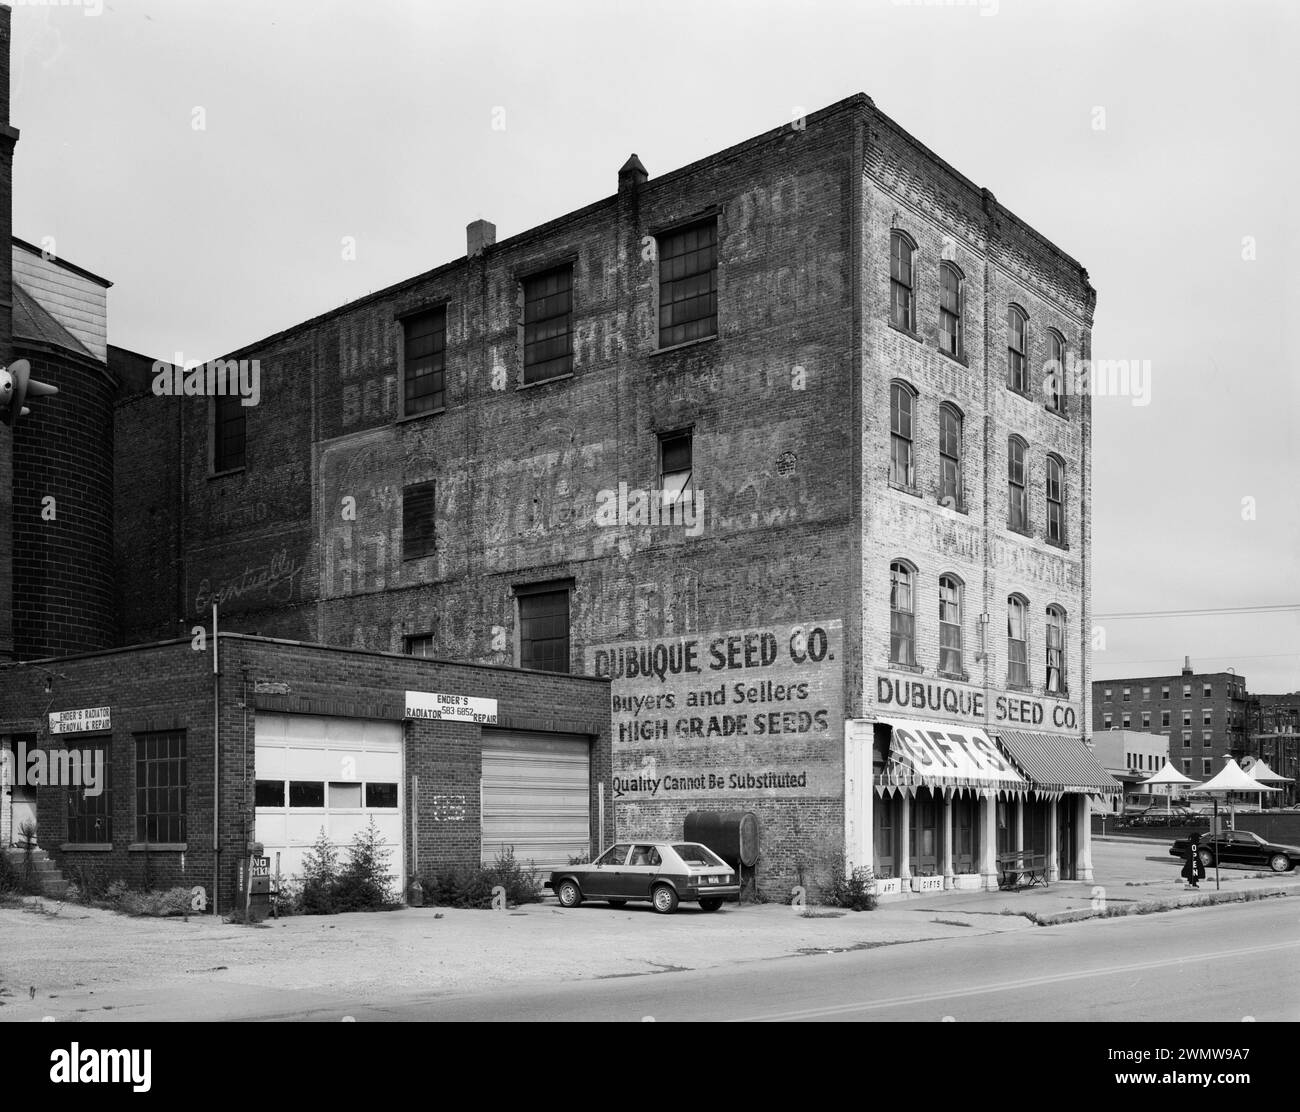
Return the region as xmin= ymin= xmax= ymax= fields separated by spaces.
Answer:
xmin=212 ymin=603 xmax=220 ymax=913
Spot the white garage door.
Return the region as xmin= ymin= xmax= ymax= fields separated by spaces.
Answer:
xmin=254 ymin=713 xmax=404 ymax=895
xmin=481 ymin=730 xmax=590 ymax=870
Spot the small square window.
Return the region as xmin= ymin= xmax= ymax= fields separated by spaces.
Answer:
xmin=366 ymin=782 xmax=399 ymax=808
xmin=329 ymin=782 xmax=363 ymax=808
xmin=405 ymin=634 xmax=437 ymax=658
xmin=254 ymin=780 xmax=285 ymax=807
xmin=289 ymin=781 xmax=325 ymax=808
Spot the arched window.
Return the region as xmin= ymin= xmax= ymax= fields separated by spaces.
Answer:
xmin=1007 ymin=595 xmax=1029 ymax=688
xmin=939 ymin=575 xmax=963 ymax=675
xmin=1046 ymin=455 xmax=1066 ymax=544
xmin=1046 ymin=605 xmax=1067 ymax=695
xmin=890 ymin=381 xmax=916 ymax=487
xmin=939 ymin=404 xmax=962 ymax=508
xmin=1007 ymin=305 xmax=1028 ymax=392
xmin=1008 ymin=436 xmax=1029 ymax=532
xmin=1046 ymin=330 xmax=1066 ymax=413
xmin=890 ymin=562 xmax=917 ymax=666
xmin=939 ymin=262 xmax=963 ymax=358
xmin=890 ymin=231 xmax=915 ymax=332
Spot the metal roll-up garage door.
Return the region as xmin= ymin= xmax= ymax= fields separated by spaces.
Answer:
xmin=480 ymin=729 xmax=590 ymax=870
xmin=254 ymin=713 xmax=404 ymax=893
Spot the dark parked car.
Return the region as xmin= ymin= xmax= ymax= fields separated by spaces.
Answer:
xmin=545 ymin=841 xmax=740 ymax=914
xmin=1169 ymin=830 xmax=1300 ymax=873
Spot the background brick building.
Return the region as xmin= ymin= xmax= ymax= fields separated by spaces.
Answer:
xmin=1092 ymin=657 xmax=1249 ymax=780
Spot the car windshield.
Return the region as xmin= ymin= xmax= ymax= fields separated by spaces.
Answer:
xmin=674 ymin=844 xmax=727 ymax=867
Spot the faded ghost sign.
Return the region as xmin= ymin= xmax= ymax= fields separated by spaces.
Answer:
xmin=586 ymin=620 xmax=843 ymax=800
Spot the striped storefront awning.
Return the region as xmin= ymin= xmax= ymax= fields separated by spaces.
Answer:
xmin=995 ymin=729 xmax=1122 ymax=795
xmin=874 ymin=717 xmax=1029 ymax=796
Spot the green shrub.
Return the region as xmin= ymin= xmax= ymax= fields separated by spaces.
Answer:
xmin=0 ymin=848 xmax=44 ymax=897
xmin=295 ymin=821 xmax=399 ymax=915
xmin=820 ymin=863 xmax=878 ymax=912
xmin=423 ymin=846 xmax=542 ymax=909
xmin=115 ymin=887 xmax=193 ymax=917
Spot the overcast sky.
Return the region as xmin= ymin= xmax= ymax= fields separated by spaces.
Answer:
xmin=11 ymin=0 xmax=1298 ymax=692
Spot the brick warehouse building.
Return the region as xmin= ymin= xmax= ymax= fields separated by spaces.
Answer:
xmin=0 ymin=636 xmax=612 ymax=912
xmin=88 ymin=92 xmax=1114 ymax=897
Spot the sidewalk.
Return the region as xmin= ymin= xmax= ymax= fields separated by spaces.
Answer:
xmin=0 ymin=841 xmax=1294 ymax=1021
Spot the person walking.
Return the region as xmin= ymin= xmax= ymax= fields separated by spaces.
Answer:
xmin=1182 ymin=832 xmax=1207 ymax=889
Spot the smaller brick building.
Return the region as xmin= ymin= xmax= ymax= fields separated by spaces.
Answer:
xmin=0 ymin=634 xmax=611 ymax=912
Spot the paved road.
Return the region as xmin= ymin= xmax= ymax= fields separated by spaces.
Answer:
xmin=272 ymin=898 xmax=1299 ymax=1022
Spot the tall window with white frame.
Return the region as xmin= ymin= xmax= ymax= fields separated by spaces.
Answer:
xmin=939 ymin=575 xmax=962 ymax=676
xmin=1007 ymin=305 xmax=1028 ymax=393
xmin=890 ymin=231 xmax=915 ymax=332
xmin=1008 ymin=436 xmax=1029 ymax=532
xmin=1007 ymin=595 xmax=1029 ymax=688
xmin=1045 ymin=605 xmax=1067 ymax=695
xmin=890 ymin=562 xmax=917 ymax=667
xmin=1046 ymin=455 xmax=1066 ymax=544
xmin=938 ymin=404 xmax=962 ymax=508
xmin=1046 ymin=330 xmax=1066 ymax=413
xmin=890 ymin=382 xmax=915 ymax=487
xmin=939 ymin=262 xmax=963 ymax=358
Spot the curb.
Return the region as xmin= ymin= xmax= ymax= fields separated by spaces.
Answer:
xmin=1032 ymin=886 xmax=1292 ymax=925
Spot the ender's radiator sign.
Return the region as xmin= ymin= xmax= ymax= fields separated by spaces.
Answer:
xmin=587 ymin=621 xmax=843 ymax=800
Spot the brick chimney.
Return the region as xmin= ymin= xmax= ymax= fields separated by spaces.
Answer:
xmin=0 ymin=4 xmax=19 ymax=662
xmin=1182 ymin=656 xmax=1192 ymax=677
xmin=619 ymin=153 xmax=647 ymax=191
xmin=467 ymin=219 xmax=495 ymax=257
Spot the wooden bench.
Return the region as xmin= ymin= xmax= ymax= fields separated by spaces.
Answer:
xmin=997 ymin=851 xmax=1050 ymax=890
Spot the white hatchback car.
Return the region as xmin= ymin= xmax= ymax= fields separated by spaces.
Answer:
xmin=545 ymin=841 xmax=740 ymax=914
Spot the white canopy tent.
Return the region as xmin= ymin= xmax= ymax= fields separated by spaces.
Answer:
xmin=1188 ymin=758 xmax=1281 ymax=890
xmin=1240 ymin=757 xmax=1294 ymax=808
xmin=1137 ymin=760 xmax=1201 ymax=813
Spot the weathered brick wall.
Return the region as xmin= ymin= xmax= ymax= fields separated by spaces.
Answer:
xmin=0 ymin=636 xmax=610 ymax=911
xmin=859 ymin=105 xmax=1096 ymax=746
xmin=105 ymin=95 xmax=1095 ymax=899
xmin=112 ymin=347 xmax=183 ymax=644
xmin=10 ymin=350 xmax=117 ymax=658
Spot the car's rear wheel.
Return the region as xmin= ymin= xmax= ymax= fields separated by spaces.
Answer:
xmin=699 ymin=897 xmax=723 ymax=912
xmin=1199 ymin=849 xmax=1214 ymax=869
xmin=607 ymin=899 xmax=627 ymax=907
xmin=1269 ymin=854 xmax=1292 ymax=873
xmin=557 ymin=879 xmax=583 ymax=908
xmin=652 ymin=884 xmax=679 ymax=914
